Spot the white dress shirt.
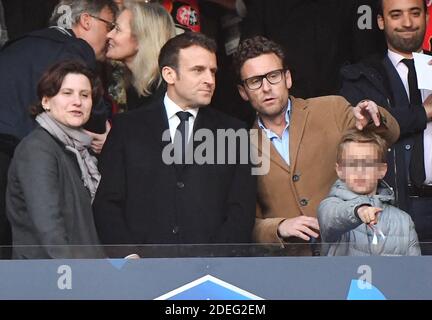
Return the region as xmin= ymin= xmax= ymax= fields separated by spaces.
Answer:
xmin=163 ymin=93 xmax=199 ymax=142
xmin=387 ymin=49 xmax=432 ymax=183
xmin=257 ymin=100 xmax=291 ymax=165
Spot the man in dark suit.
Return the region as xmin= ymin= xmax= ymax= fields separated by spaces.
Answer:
xmin=93 ymin=32 xmax=256 ymax=256
xmin=0 ymin=0 xmax=117 ymax=258
xmin=340 ymin=0 xmax=432 ymax=254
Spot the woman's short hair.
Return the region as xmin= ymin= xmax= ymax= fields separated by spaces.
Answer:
xmin=125 ymin=0 xmax=176 ymax=97
xmin=31 ymin=60 xmax=103 ymax=116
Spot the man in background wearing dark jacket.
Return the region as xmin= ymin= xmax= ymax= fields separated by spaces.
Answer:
xmin=0 ymin=0 xmax=117 ymax=258
xmin=340 ymin=0 xmax=432 ymax=254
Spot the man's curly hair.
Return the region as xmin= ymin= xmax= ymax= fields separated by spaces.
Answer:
xmin=233 ymin=36 xmax=287 ymax=83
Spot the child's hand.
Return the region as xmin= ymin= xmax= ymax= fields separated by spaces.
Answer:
xmin=357 ymin=206 xmax=382 ymax=225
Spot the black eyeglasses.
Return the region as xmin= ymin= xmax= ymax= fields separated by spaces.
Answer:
xmin=242 ymin=69 xmax=285 ymax=90
xmin=89 ymin=14 xmax=116 ymax=32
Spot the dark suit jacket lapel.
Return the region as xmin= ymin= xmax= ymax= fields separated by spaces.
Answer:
xmin=382 ymin=56 xmax=410 ymax=106
xmin=192 ymin=107 xmax=216 ymax=133
xmin=140 ymin=98 xmax=171 ymax=151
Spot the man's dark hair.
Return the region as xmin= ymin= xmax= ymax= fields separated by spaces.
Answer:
xmin=377 ymin=0 xmax=427 ymax=16
xmin=233 ymin=36 xmax=287 ymax=82
xmin=158 ymin=32 xmax=217 ymax=72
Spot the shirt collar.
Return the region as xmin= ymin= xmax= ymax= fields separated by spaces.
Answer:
xmin=164 ymin=93 xmax=199 ymax=120
xmin=258 ymin=99 xmax=291 ymax=138
xmin=49 ymin=26 xmax=73 ymax=37
xmin=387 ymin=49 xmax=424 ymax=68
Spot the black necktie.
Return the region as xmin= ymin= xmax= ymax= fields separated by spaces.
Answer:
xmin=174 ymin=111 xmax=192 ymax=164
xmin=401 ymin=58 xmax=426 ymax=187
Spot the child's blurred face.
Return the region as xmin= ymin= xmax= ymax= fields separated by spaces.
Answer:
xmin=336 ymin=142 xmax=387 ymax=195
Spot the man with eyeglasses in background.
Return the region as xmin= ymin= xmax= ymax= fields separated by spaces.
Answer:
xmin=0 ymin=0 xmax=117 ymax=259
xmin=233 ymin=36 xmax=400 ymax=255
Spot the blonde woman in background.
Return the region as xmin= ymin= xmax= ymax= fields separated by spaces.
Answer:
xmin=106 ymin=0 xmax=176 ymax=110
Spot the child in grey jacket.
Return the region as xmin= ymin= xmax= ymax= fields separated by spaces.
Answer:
xmin=318 ymin=129 xmax=420 ymax=256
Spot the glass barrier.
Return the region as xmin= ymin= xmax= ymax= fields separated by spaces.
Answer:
xmin=0 ymin=241 xmax=431 ymax=259
xmin=0 ymin=243 xmax=431 ymax=300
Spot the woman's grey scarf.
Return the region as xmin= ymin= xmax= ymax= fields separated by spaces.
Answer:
xmin=36 ymin=112 xmax=101 ymax=202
